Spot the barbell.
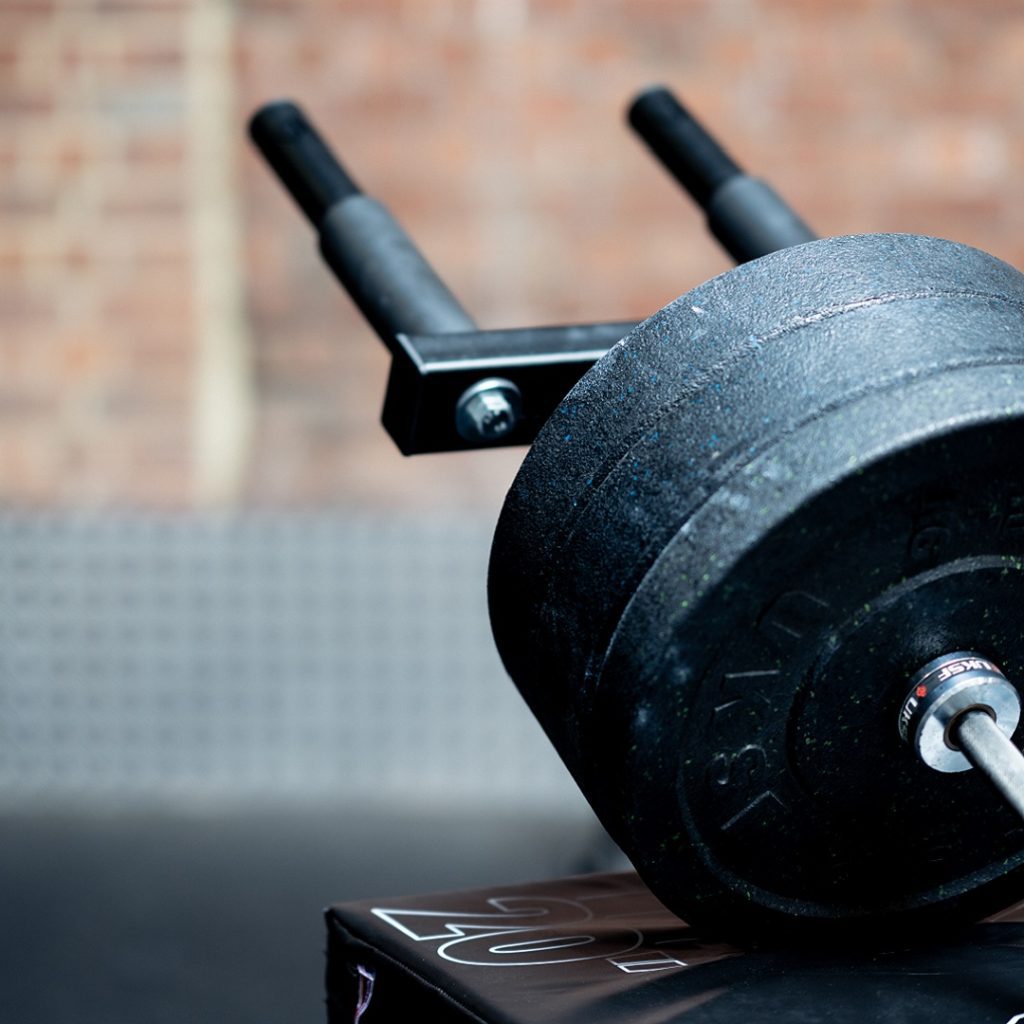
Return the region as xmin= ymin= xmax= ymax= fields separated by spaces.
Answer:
xmin=251 ymin=86 xmax=1024 ymax=939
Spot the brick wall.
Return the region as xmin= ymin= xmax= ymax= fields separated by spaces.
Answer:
xmin=4 ymin=0 xmax=1024 ymax=511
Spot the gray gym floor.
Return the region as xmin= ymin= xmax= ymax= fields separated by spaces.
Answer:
xmin=0 ymin=804 xmax=607 ymax=1023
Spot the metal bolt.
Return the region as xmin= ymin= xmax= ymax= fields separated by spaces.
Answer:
xmin=454 ymin=377 xmax=523 ymax=443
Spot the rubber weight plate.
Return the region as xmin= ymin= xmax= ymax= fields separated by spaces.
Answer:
xmin=489 ymin=233 xmax=1024 ymax=938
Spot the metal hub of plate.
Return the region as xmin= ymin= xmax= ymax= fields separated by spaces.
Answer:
xmin=900 ymin=652 xmax=1021 ymax=773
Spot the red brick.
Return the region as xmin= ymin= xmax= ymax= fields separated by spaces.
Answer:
xmin=122 ymin=43 xmax=184 ymax=70
xmin=94 ymin=0 xmax=188 ymax=12
xmin=3 ymin=0 xmax=56 ymax=13
xmin=0 ymin=90 xmax=54 ymax=116
xmin=100 ymin=194 xmax=186 ymax=218
xmin=1 ymin=0 xmax=1023 ymax=509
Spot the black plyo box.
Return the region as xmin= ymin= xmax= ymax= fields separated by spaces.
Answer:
xmin=325 ymin=871 xmax=1024 ymax=1023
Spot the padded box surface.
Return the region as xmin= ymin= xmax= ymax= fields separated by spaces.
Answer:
xmin=326 ymin=871 xmax=1024 ymax=1023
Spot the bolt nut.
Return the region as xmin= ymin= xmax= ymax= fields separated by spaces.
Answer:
xmin=454 ymin=378 xmax=523 ymax=443
xmin=900 ymin=651 xmax=1021 ymax=773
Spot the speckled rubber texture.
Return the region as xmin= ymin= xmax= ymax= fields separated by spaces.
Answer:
xmin=489 ymin=233 xmax=1024 ymax=937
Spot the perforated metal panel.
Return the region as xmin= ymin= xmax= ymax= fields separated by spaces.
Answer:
xmin=0 ymin=514 xmax=588 ymax=811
